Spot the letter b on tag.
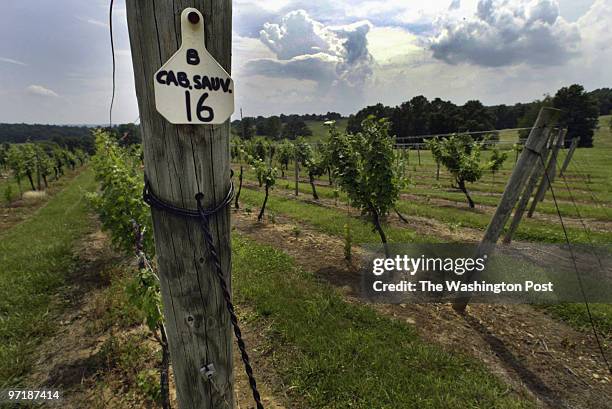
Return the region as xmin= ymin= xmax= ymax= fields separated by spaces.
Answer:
xmin=186 ymin=49 xmax=200 ymax=65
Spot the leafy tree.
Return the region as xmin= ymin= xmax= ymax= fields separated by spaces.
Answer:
xmin=108 ymin=123 xmax=142 ymax=146
xmin=517 ymin=96 xmax=553 ymax=140
xmin=429 ymin=134 xmax=486 ymax=208
xmin=459 ymin=100 xmax=496 ymax=139
xmin=247 ymin=156 xmax=277 ymax=221
xmin=74 ymin=148 xmax=88 ymax=166
xmin=588 ymin=88 xmax=612 ymax=115
xmin=265 ymin=116 xmax=283 ymax=140
xmin=553 ymin=84 xmax=599 ymax=147
xmin=329 ymin=117 xmax=401 ymax=252
xmin=231 ymin=137 xmax=244 ymax=163
xmin=426 ymin=137 xmax=443 ymax=180
xmin=292 ymin=137 xmax=312 ymax=168
xmin=251 ymin=137 xmax=269 ymax=162
xmin=276 ymin=139 xmax=294 ymax=177
xmin=0 ymin=143 xmax=9 ymax=170
xmin=282 ymin=118 xmax=312 ymax=140
xmin=20 ymin=143 xmax=38 ymax=190
xmin=487 ymin=147 xmax=508 ymax=186
xmin=35 ymin=145 xmax=54 ymax=188
xmin=52 ymin=146 xmax=66 ymax=179
xmin=429 ymin=98 xmax=461 ymax=134
xmin=87 ymin=131 xmax=169 ymax=406
xmin=6 ymin=145 xmax=25 ymax=195
xmin=240 ymin=117 xmax=256 ymax=140
xmin=512 ymin=143 xmax=524 ymax=163
xmin=304 ymin=148 xmax=326 ymax=200
xmin=88 ymin=131 xmax=153 ymax=254
xmin=348 ymin=103 xmax=394 ymax=134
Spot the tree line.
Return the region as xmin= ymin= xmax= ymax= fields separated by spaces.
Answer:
xmin=233 ymin=84 xmax=608 ymax=148
xmin=350 ymin=84 xmax=603 ymax=148
xmin=231 ymin=112 xmax=343 ymax=140
xmin=0 ymin=122 xmax=145 ymax=153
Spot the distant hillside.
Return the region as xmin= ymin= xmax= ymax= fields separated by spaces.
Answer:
xmin=0 ymin=123 xmax=93 ymax=143
xmin=0 ymin=123 xmax=95 ymax=152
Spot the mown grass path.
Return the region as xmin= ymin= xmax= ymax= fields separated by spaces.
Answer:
xmin=232 ymin=234 xmax=535 ymax=408
xmin=0 ymin=168 xmax=96 ymax=386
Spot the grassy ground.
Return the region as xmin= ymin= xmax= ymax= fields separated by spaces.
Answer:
xmin=232 ymin=234 xmax=533 ymax=408
xmin=237 ymin=177 xmax=612 ymax=337
xmin=0 ymin=168 xmax=97 ymax=386
xmin=305 ymin=118 xmax=348 ymax=142
xmin=238 ymin=167 xmax=612 ymax=244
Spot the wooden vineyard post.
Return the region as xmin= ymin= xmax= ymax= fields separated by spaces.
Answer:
xmin=528 ymin=129 xmax=566 ymax=217
xmin=559 ymin=136 xmax=579 ymax=177
xmin=452 ymin=107 xmax=561 ymax=312
xmin=417 ymin=144 xmax=421 ymax=165
xmin=502 ymin=128 xmax=557 ymax=244
xmin=126 ymin=2 xmax=234 ymax=408
xmin=295 ymin=158 xmax=299 ymax=196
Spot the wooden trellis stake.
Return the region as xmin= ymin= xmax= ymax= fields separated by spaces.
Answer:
xmin=294 ymin=159 xmax=299 ymax=196
xmin=126 ymin=1 xmax=234 ymax=408
xmin=528 ymin=129 xmax=566 ymax=217
xmin=453 ymin=107 xmax=561 ymax=312
xmin=559 ymin=136 xmax=579 ymax=177
xmin=502 ymin=128 xmax=557 ymax=244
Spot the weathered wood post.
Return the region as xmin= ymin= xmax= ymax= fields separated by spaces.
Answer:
xmin=502 ymin=128 xmax=556 ymax=244
xmin=559 ymin=136 xmax=579 ymax=177
xmin=294 ymin=158 xmax=299 ymax=196
xmin=528 ymin=129 xmax=566 ymax=217
xmin=453 ymin=108 xmax=561 ymax=312
xmin=417 ymin=143 xmax=421 ymax=166
xmin=126 ymin=2 xmax=235 ymax=408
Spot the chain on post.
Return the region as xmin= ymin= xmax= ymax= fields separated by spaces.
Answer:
xmin=143 ymin=176 xmax=265 ymax=408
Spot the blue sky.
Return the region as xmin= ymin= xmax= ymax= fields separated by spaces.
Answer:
xmin=0 ymin=0 xmax=609 ymax=124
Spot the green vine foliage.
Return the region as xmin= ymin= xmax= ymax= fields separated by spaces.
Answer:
xmin=329 ymin=118 xmax=401 ymax=217
xmin=4 ymin=142 xmax=79 ymax=192
xmin=488 ymin=147 xmax=508 ymax=175
xmin=292 ymin=136 xmax=312 ymax=165
xmin=429 ymin=134 xmax=486 ymax=208
xmin=87 ymin=130 xmax=161 ymax=327
xmin=126 ymin=267 xmax=163 ymax=332
xmin=87 ymin=131 xmax=154 ymax=255
xmin=276 ymin=139 xmax=294 ymax=171
xmin=328 ymin=117 xmax=401 ymax=245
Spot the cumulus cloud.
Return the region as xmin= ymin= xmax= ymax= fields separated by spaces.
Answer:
xmin=430 ymin=0 xmax=581 ymax=66
xmin=26 ymin=85 xmax=59 ymax=97
xmin=246 ymin=10 xmax=374 ymax=88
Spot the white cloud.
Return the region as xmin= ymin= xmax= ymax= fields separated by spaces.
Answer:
xmin=250 ymin=10 xmax=374 ymax=87
xmin=26 ymin=85 xmax=59 ymax=97
xmin=430 ymin=0 xmax=581 ymax=66
xmin=0 ymin=57 xmax=27 ymax=66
